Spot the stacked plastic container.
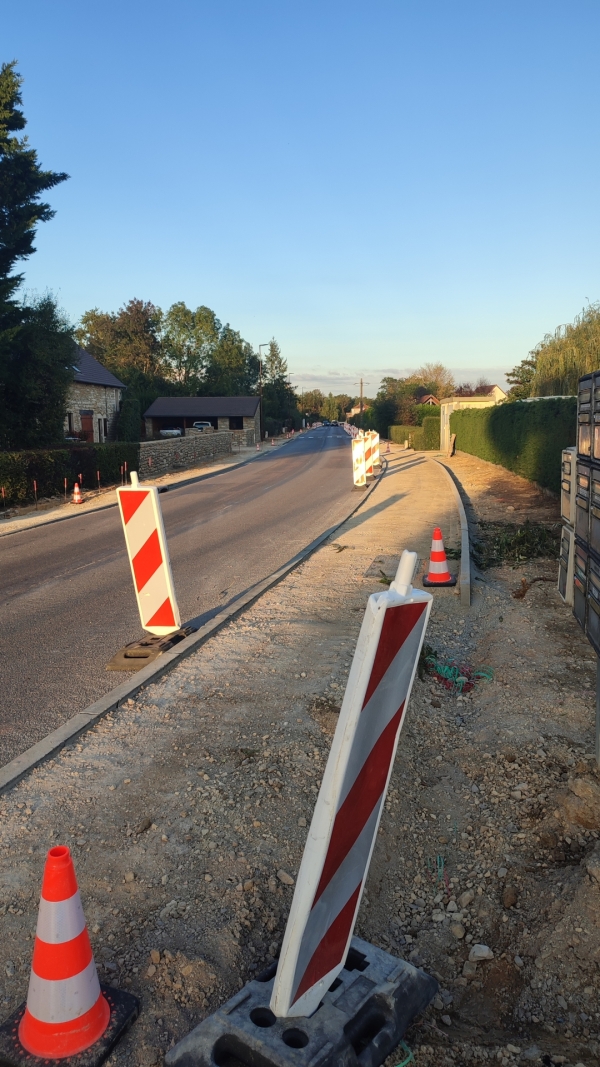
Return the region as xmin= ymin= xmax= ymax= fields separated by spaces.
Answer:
xmin=558 ymin=446 xmax=576 ymax=607
xmin=572 ymin=373 xmax=600 ymax=653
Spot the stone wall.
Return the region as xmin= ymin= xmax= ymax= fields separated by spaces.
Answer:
xmin=138 ymin=431 xmax=233 ymax=479
xmin=65 ymin=382 xmax=123 ymax=442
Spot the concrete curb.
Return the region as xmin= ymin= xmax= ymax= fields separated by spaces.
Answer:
xmin=0 ymin=444 xmax=291 ymax=540
xmin=0 ymin=462 xmax=384 ymax=795
xmin=432 ymin=458 xmax=471 ymax=607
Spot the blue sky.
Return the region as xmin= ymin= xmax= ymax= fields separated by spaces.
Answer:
xmin=4 ymin=1 xmax=600 ymax=396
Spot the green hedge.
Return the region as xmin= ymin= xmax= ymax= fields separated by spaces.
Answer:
xmin=422 ymin=416 xmax=440 ymax=450
xmin=0 ymin=442 xmax=140 ymax=504
xmin=389 ymin=425 xmax=425 ymax=449
xmin=389 ymin=421 xmax=440 ymax=450
xmin=449 ymin=398 xmax=576 ymax=492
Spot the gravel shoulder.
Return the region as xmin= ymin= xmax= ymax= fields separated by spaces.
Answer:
xmin=1 ymin=450 xmax=598 ymax=1067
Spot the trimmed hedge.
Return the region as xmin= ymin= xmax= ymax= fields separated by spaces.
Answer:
xmin=449 ymin=398 xmax=576 ymax=493
xmin=422 ymin=416 xmax=440 ymax=450
xmin=389 ymin=420 xmax=440 ymax=450
xmin=0 ymin=442 xmax=140 ymax=504
xmin=389 ymin=425 xmax=424 ymax=448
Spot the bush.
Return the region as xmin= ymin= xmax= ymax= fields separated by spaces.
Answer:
xmin=0 ymin=442 xmax=140 ymax=504
xmin=414 ymin=404 xmax=441 ymax=426
xmin=422 ymin=416 xmax=440 ymax=450
xmin=116 ymin=398 xmax=141 ymax=441
xmin=450 ymin=398 xmax=576 ymax=492
xmin=389 ymin=425 xmax=425 ymax=449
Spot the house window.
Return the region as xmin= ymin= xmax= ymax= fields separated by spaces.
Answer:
xmin=103 ymin=418 xmax=108 ymax=439
xmin=67 ymin=413 xmax=74 ymax=434
xmin=98 ymin=418 xmax=103 ymax=442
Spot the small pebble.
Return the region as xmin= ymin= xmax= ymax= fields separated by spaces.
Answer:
xmin=277 ymin=869 xmax=294 ymax=886
xmin=469 ymin=944 xmax=494 ymax=962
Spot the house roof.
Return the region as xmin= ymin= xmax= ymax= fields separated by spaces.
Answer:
xmin=72 ymin=345 xmax=126 ymax=389
xmin=144 ymin=396 xmax=260 ymax=419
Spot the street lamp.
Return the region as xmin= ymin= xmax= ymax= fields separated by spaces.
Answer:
xmin=258 ymin=343 xmax=269 ymax=440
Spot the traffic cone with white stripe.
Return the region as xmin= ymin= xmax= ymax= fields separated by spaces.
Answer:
xmin=19 ymin=846 xmax=109 ymax=1058
xmin=72 ymin=482 xmax=83 ymax=504
xmin=422 ymin=527 xmax=457 ymax=587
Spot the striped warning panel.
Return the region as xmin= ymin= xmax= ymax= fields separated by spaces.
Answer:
xmin=117 ymin=480 xmax=181 ymax=635
xmin=271 ymin=552 xmax=432 ymax=1018
xmin=352 ymin=438 xmax=366 ymax=487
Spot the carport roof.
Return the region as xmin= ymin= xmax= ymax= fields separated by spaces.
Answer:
xmin=144 ymin=396 xmax=260 ymax=418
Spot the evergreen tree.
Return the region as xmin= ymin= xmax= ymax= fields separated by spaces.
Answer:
xmin=0 ymin=62 xmax=71 ymax=447
xmin=262 ymin=338 xmax=298 ymax=429
xmin=0 ymin=295 xmax=75 ymax=449
xmin=0 ymin=61 xmax=68 ymax=321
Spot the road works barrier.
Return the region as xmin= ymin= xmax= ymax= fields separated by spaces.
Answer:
xmin=351 ymin=437 xmax=366 ymax=488
xmin=422 ymin=526 xmax=457 ymax=588
xmin=364 ymin=433 xmax=374 ymax=478
xmin=271 ymin=549 xmax=431 ymax=1017
xmin=371 ymin=431 xmax=380 ymax=467
xmin=0 ymin=846 xmax=138 ymax=1066
xmin=116 ymin=471 xmax=181 ymax=636
xmin=166 ymin=551 xmax=436 ymax=1067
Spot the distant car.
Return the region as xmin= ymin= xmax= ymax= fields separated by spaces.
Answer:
xmin=191 ymin=421 xmax=212 ymax=432
xmin=323 ymin=420 xmax=330 ymax=426
xmin=159 ymin=428 xmax=183 ymax=438
xmin=331 ymin=420 xmax=339 ymax=426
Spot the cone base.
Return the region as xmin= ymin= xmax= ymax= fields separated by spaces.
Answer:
xmin=422 ymin=574 xmax=457 ymax=587
xmin=19 ymin=995 xmax=110 ymax=1059
xmin=0 ymin=986 xmax=139 ymax=1067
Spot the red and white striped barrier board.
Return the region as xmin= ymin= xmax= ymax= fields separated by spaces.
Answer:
xmin=372 ymin=432 xmax=380 ymax=466
xmin=271 ymin=551 xmax=432 ymax=1018
xmin=117 ymin=472 xmax=181 ymax=636
xmin=351 ymin=438 xmax=366 ymax=487
xmin=364 ymin=433 xmax=374 ymax=477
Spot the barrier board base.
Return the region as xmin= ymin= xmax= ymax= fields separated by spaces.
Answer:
xmin=0 ymin=986 xmax=139 ymax=1067
xmin=106 ymin=627 xmax=196 ymax=670
xmin=165 ymin=936 xmax=437 ymax=1067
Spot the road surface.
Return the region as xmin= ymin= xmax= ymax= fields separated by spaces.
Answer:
xmin=0 ymin=427 xmax=361 ymax=765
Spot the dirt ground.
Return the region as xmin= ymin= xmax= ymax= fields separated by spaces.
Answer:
xmin=1 ymin=449 xmax=599 ymax=1067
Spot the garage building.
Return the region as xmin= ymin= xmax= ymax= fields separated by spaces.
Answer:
xmin=143 ymin=396 xmax=261 ymax=443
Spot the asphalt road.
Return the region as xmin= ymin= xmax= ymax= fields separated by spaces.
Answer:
xmin=0 ymin=427 xmax=362 ymax=766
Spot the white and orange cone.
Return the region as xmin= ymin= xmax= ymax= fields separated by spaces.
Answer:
xmin=18 ymin=846 xmax=110 ymax=1059
xmin=422 ymin=527 xmax=457 ymax=587
xmin=271 ymin=436 xmax=276 ymax=446
xmin=72 ymin=483 xmax=83 ymax=505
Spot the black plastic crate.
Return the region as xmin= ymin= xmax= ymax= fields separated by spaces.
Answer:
xmin=574 ymin=540 xmax=588 ymax=631
xmin=579 ymin=374 xmax=593 ymax=458
xmin=576 ymin=461 xmax=591 ymax=542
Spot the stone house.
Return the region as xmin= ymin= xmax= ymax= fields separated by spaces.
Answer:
xmin=65 ymin=345 xmax=125 ymax=443
xmin=143 ymin=397 xmax=261 ymax=443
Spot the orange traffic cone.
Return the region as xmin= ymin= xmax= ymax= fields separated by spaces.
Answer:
xmin=385 ymin=440 xmax=391 ymax=454
xmin=271 ymin=436 xmax=276 ymax=446
xmin=18 ymin=846 xmax=109 ymax=1058
xmin=422 ymin=527 xmax=457 ymax=587
xmin=72 ymin=482 xmax=83 ymax=504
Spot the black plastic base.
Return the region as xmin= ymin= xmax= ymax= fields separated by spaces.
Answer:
xmin=0 ymin=986 xmax=139 ymax=1067
xmin=351 ymin=485 xmax=368 ymax=492
xmin=106 ymin=627 xmax=196 ymax=670
xmin=165 ymin=936 xmax=437 ymax=1067
xmin=422 ymin=575 xmax=457 ymax=587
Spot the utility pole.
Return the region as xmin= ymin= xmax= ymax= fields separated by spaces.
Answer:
xmin=354 ymin=378 xmax=369 ymax=431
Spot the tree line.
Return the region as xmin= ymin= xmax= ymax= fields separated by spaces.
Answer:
xmin=76 ymin=301 xmax=298 ymax=436
xmin=0 ymin=61 xmax=298 ymax=449
xmin=507 ymin=302 xmax=600 ymax=399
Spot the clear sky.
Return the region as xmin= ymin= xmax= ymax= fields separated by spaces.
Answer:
xmin=4 ymin=1 xmax=600 ymax=396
